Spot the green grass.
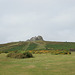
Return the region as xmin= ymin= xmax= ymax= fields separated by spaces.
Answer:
xmin=45 ymin=42 xmax=75 ymax=50
xmin=26 ymin=42 xmax=37 ymax=50
xmin=0 ymin=53 xmax=75 ymax=75
xmin=0 ymin=42 xmax=28 ymax=52
xmin=0 ymin=41 xmax=75 ymax=52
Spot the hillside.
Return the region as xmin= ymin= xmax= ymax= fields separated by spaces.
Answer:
xmin=0 ymin=41 xmax=75 ymax=52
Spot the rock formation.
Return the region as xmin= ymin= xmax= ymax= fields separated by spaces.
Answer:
xmin=27 ymin=36 xmax=44 ymax=41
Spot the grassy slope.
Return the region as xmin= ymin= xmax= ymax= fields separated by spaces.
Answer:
xmin=0 ymin=41 xmax=75 ymax=52
xmin=45 ymin=41 xmax=75 ymax=50
xmin=0 ymin=53 xmax=75 ymax=75
xmin=0 ymin=42 xmax=29 ymax=51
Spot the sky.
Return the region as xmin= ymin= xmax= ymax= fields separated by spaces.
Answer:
xmin=0 ymin=0 xmax=75 ymax=44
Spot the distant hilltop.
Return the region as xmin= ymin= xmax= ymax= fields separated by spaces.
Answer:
xmin=26 ymin=36 xmax=44 ymax=41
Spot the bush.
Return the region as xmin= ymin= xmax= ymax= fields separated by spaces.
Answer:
xmin=0 ymin=51 xmax=3 ymax=54
xmin=23 ymin=51 xmax=33 ymax=58
xmin=7 ymin=52 xmax=16 ymax=58
xmin=0 ymin=52 xmax=1 ymax=54
xmin=0 ymin=51 xmax=9 ymax=53
xmin=7 ymin=51 xmax=33 ymax=59
xmin=3 ymin=51 xmax=9 ymax=53
xmin=51 ymin=50 xmax=71 ymax=55
xmin=28 ymin=50 xmax=51 ymax=54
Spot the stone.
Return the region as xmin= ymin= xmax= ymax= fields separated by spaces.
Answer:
xmin=26 ymin=36 xmax=44 ymax=41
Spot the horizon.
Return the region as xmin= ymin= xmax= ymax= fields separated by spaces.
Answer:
xmin=0 ymin=37 xmax=75 ymax=44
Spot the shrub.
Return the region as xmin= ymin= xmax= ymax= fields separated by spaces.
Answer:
xmin=6 ymin=51 xmax=33 ymax=59
xmin=0 ymin=51 xmax=2 ymax=54
xmin=0 ymin=51 xmax=9 ymax=53
xmin=29 ymin=50 xmax=51 ymax=54
xmin=7 ymin=52 xmax=16 ymax=58
xmin=23 ymin=51 xmax=33 ymax=58
xmin=0 ymin=52 xmax=1 ymax=54
xmin=14 ymin=53 xmax=26 ymax=59
xmin=51 ymin=50 xmax=71 ymax=55
xmin=3 ymin=51 xmax=9 ymax=53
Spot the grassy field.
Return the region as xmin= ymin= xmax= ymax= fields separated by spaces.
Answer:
xmin=0 ymin=53 xmax=75 ymax=75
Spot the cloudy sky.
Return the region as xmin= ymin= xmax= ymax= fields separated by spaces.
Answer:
xmin=0 ymin=0 xmax=75 ymax=44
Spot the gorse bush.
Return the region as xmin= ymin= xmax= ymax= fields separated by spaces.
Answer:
xmin=7 ymin=51 xmax=33 ymax=59
xmin=29 ymin=50 xmax=51 ymax=54
xmin=28 ymin=50 xmax=71 ymax=55
xmin=51 ymin=50 xmax=71 ymax=55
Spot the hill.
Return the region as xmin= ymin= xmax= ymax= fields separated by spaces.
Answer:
xmin=0 ymin=41 xmax=75 ymax=52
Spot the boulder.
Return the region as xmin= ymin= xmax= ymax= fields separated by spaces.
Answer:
xmin=27 ymin=36 xmax=44 ymax=41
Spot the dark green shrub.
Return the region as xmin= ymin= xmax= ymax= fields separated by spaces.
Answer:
xmin=23 ymin=51 xmax=33 ymax=58
xmin=6 ymin=51 xmax=33 ymax=59
xmin=0 ymin=51 xmax=9 ymax=53
xmin=0 ymin=52 xmax=1 ymax=54
xmin=69 ymin=51 xmax=71 ymax=54
xmin=4 ymin=51 xmax=9 ymax=53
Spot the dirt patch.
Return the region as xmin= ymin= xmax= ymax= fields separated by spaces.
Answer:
xmin=27 ymin=65 xmax=35 ymax=68
xmin=22 ymin=65 xmax=36 ymax=69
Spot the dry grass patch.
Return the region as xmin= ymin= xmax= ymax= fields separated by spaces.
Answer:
xmin=22 ymin=65 xmax=36 ymax=69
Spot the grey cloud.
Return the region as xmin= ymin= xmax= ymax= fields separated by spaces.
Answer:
xmin=0 ymin=0 xmax=75 ymax=43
